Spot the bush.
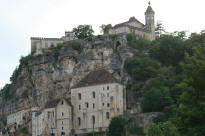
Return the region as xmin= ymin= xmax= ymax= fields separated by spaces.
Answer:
xmin=70 ymin=41 xmax=82 ymax=53
xmin=127 ymin=33 xmax=151 ymax=51
xmin=108 ymin=117 xmax=128 ymax=136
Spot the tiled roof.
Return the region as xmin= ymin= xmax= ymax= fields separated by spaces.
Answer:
xmin=113 ymin=17 xmax=144 ymax=29
xmin=71 ymin=69 xmax=120 ymax=89
xmin=45 ymin=98 xmax=72 ymax=108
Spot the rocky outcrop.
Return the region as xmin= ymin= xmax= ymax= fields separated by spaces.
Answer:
xmin=0 ymin=35 xmax=156 ymax=133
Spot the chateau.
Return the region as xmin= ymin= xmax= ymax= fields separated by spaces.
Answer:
xmin=30 ymin=2 xmax=155 ymax=55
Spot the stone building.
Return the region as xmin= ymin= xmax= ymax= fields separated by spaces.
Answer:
xmin=31 ymin=31 xmax=76 ymax=55
xmin=32 ymin=98 xmax=72 ymax=136
xmin=71 ymin=69 xmax=125 ymax=135
xmin=7 ymin=109 xmax=30 ymax=133
xmin=108 ymin=2 xmax=155 ymax=41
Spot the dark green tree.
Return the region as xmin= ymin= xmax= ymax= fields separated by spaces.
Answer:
xmin=124 ymin=57 xmax=160 ymax=81
xmin=72 ymin=25 xmax=94 ymax=39
xmin=108 ymin=117 xmax=128 ymax=136
xmin=172 ymin=46 xmax=205 ymax=136
xmin=150 ymin=34 xmax=185 ymax=66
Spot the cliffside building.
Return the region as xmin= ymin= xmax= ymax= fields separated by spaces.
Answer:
xmin=108 ymin=2 xmax=155 ymax=41
xmin=71 ymin=69 xmax=125 ymax=135
xmin=32 ymin=98 xmax=73 ymax=136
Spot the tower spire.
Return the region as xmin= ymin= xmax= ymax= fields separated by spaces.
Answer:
xmin=148 ymin=1 xmax=151 ymax=6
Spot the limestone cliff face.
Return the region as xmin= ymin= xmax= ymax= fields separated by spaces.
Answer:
xmin=0 ymin=36 xmax=158 ymax=132
xmin=2 ymin=36 xmax=135 ymax=112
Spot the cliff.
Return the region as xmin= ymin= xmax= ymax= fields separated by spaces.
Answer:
xmin=0 ymin=35 xmax=158 ymax=134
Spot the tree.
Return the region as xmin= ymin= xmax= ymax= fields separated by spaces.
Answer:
xmin=155 ymin=21 xmax=166 ymax=38
xmin=72 ymin=25 xmax=94 ymax=39
xmin=143 ymin=87 xmax=172 ymax=112
xmin=124 ymin=57 xmax=160 ymax=81
xmin=150 ymin=34 xmax=185 ymax=66
xmin=108 ymin=117 xmax=128 ymax=136
xmin=100 ymin=24 xmax=110 ymax=34
xmin=147 ymin=122 xmax=180 ymax=136
xmin=172 ymin=46 xmax=205 ymax=136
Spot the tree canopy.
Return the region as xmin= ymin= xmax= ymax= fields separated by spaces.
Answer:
xmin=72 ymin=25 xmax=94 ymax=39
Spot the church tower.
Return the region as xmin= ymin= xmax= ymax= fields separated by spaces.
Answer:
xmin=145 ymin=1 xmax=155 ymax=40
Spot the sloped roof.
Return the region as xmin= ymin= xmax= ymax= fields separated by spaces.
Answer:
xmin=113 ymin=17 xmax=144 ymax=29
xmin=45 ymin=98 xmax=72 ymax=109
xmin=72 ymin=69 xmax=120 ymax=89
xmin=145 ymin=5 xmax=155 ymax=14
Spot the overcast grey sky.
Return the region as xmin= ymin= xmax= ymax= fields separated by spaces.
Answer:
xmin=0 ymin=0 xmax=205 ymax=88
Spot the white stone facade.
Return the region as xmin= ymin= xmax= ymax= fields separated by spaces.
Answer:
xmin=7 ymin=109 xmax=29 ymax=127
xmin=71 ymin=83 xmax=124 ymax=134
xmin=32 ymin=98 xmax=72 ymax=136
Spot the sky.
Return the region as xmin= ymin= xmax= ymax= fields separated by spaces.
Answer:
xmin=0 ymin=0 xmax=205 ymax=88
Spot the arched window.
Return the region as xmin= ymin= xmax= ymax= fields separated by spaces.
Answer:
xmin=78 ymin=117 xmax=81 ymax=126
xmin=92 ymin=92 xmax=95 ymax=98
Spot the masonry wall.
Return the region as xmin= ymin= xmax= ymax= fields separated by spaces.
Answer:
xmin=71 ymin=83 xmax=124 ymax=134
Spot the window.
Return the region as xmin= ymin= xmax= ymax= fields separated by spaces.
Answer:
xmin=78 ymin=93 xmax=81 ymax=100
xmin=61 ymin=100 xmax=64 ymax=105
xmin=62 ymin=121 xmax=63 ymax=124
xmin=85 ymin=102 xmax=89 ymax=108
xmin=107 ymin=93 xmax=109 ymax=97
xmin=45 ymin=42 xmax=48 ymax=48
xmin=107 ymin=103 xmax=110 ymax=107
xmin=110 ymin=96 xmax=114 ymax=102
xmin=107 ymin=86 xmax=109 ymax=90
xmin=48 ymin=112 xmax=51 ymax=119
xmin=78 ymin=117 xmax=81 ymax=126
xmin=106 ymin=112 xmax=110 ymax=119
xmin=92 ymin=116 xmax=95 ymax=125
xmin=93 ymin=103 xmax=95 ymax=109
xmin=79 ymin=105 xmax=81 ymax=110
xmin=92 ymin=92 xmax=95 ymax=98
xmin=62 ymin=127 xmax=64 ymax=130
xmin=62 ymin=112 xmax=64 ymax=117
xmin=102 ymin=103 xmax=104 ymax=106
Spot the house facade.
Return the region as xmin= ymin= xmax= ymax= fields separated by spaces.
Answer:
xmin=71 ymin=69 xmax=125 ymax=135
xmin=32 ymin=98 xmax=73 ymax=136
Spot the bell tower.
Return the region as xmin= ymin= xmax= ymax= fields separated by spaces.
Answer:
xmin=145 ymin=1 xmax=155 ymax=40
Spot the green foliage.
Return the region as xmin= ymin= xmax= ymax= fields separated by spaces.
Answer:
xmin=52 ymin=43 xmax=63 ymax=60
xmin=1 ymin=84 xmax=12 ymax=100
xmin=109 ymin=34 xmax=117 ymax=40
xmin=69 ymin=41 xmax=82 ymax=53
xmin=127 ymin=33 xmax=151 ymax=51
xmin=21 ymin=127 xmax=29 ymax=134
xmin=124 ymin=57 xmax=160 ymax=81
xmin=147 ymin=122 xmax=180 ymax=136
xmin=10 ymin=67 xmax=19 ymax=84
xmin=72 ymin=25 xmax=94 ymax=39
xmin=172 ymin=46 xmax=205 ymax=136
xmin=143 ymin=87 xmax=172 ymax=112
xmin=108 ymin=117 xmax=128 ymax=136
xmin=100 ymin=24 xmax=110 ymax=34
xmin=150 ymin=34 xmax=185 ymax=66
xmin=155 ymin=21 xmax=166 ymax=38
